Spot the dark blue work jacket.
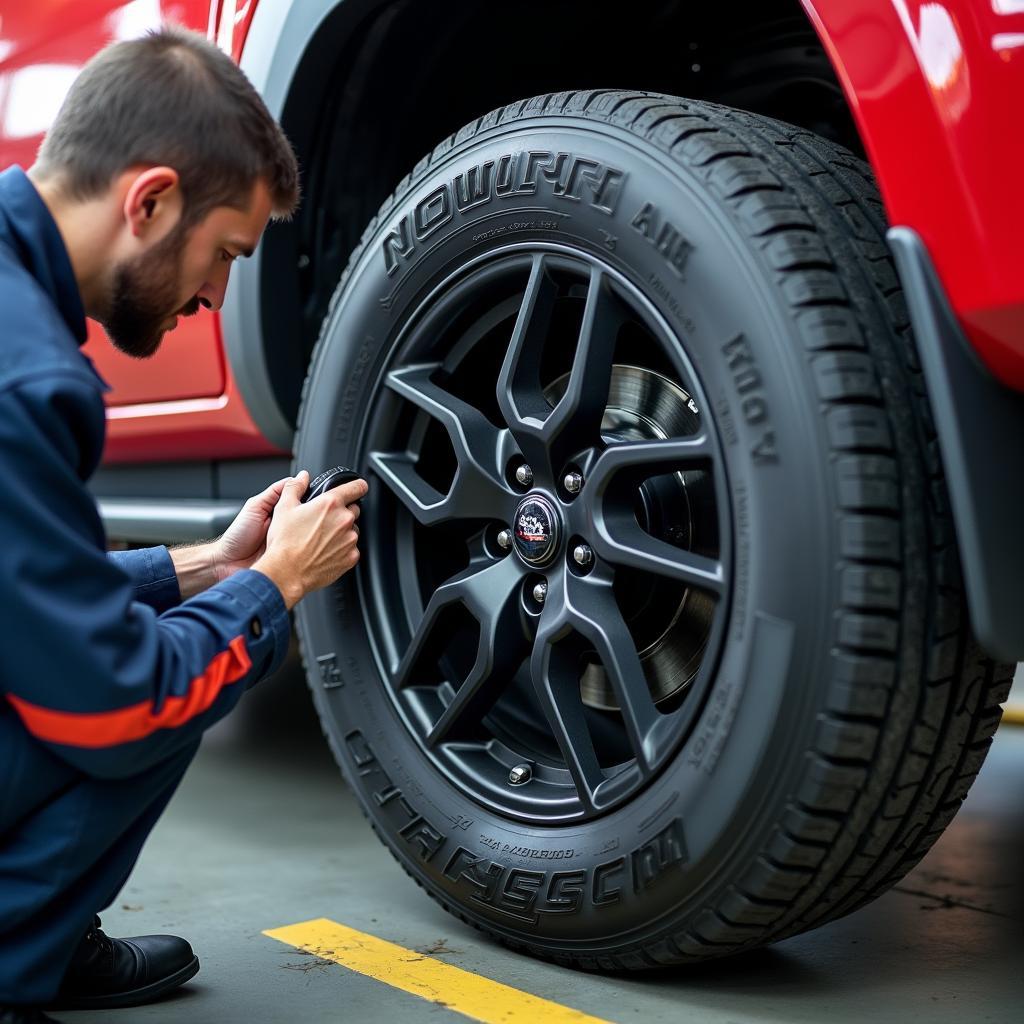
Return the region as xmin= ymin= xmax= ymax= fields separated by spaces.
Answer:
xmin=0 ymin=166 xmax=290 ymax=826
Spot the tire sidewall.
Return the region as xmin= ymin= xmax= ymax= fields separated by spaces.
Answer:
xmin=294 ymin=115 xmax=835 ymax=950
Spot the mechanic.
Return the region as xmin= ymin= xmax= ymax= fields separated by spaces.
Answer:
xmin=0 ymin=28 xmax=366 ymax=1024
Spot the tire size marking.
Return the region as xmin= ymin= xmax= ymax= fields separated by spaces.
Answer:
xmin=731 ymin=480 xmax=750 ymax=644
xmin=647 ymin=271 xmax=696 ymax=331
xmin=715 ymin=394 xmax=738 ymax=447
xmin=687 ymin=681 xmax=738 ymax=776
xmin=381 ymin=150 xmax=627 ymax=276
xmin=631 ymin=202 xmax=694 ymax=278
xmin=689 ymin=614 xmax=795 ymax=777
xmin=333 ymin=339 xmax=375 ymax=443
xmin=479 ymin=836 xmax=577 ymax=861
xmin=470 ymin=218 xmax=560 ymax=243
xmin=721 ymin=333 xmax=778 ymax=465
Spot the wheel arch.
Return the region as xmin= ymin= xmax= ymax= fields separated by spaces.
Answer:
xmin=223 ymin=0 xmax=878 ymax=450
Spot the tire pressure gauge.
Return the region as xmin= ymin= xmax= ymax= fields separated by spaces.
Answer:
xmin=301 ymin=466 xmax=362 ymax=504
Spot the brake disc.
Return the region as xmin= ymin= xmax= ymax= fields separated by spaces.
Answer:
xmin=546 ymin=364 xmax=716 ymax=710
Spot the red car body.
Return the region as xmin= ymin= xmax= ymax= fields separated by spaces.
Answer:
xmin=1 ymin=0 xmax=1022 ymax=444
xmin=0 ymin=0 xmax=276 ymax=463
xmin=1 ymin=0 xmax=1021 ymax=655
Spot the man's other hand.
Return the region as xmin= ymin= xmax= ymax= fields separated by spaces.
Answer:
xmin=212 ymin=476 xmax=291 ymax=582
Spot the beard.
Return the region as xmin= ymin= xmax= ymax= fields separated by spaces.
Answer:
xmin=101 ymin=223 xmax=202 ymax=359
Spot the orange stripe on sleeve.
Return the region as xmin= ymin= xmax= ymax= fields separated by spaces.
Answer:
xmin=6 ymin=634 xmax=252 ymax=748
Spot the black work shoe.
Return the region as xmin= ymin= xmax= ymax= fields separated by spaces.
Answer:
xmin=48 ymin=916 xmax=199 ymax=1010
xmin=0 ymin=1009 xmax=61 ymax=1023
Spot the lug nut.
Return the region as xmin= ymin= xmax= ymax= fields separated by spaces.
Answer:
xmin=515 ymin=464 xmax=534 ymax=487
xmin=563 ymin=471 xmax=583 ymax=494
xmin=573 ymin=544 xmax=594 ymax=568
xmin=532 ymin=581 xmax=548 ymax=604
xmin=497 ymin=529 xmax=513 ymax=551
xmin=509 ymin=763 xmax=532 ymax=785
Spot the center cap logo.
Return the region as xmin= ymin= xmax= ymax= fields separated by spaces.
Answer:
xmin=513 ymin=495 xmax=560 ymax=566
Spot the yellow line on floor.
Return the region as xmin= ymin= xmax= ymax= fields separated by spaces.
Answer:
xmin=264 ymin=918 xmax=614 ymax=1024
xmin=1003 ymin=704 xmax=1024 ymax=727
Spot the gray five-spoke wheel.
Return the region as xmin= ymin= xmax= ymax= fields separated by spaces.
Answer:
xmin=362 ymin=248 xmax=731 ymax=821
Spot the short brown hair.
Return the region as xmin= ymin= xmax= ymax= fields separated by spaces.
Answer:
xmin=35 ymin=26 xmax=299 ymax=223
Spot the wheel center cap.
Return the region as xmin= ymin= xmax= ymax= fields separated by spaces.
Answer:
xmin=513 ymin=494 xmax=561 ymax=567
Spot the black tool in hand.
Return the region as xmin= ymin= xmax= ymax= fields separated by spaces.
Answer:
xmin=301 ymin=466 xmax=363 ymax=504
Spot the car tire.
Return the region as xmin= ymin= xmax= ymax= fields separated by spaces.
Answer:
xmin=292 ymin=91 xmax=1014 ymax=968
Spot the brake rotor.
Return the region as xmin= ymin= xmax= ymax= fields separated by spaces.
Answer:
xmin=546 ymin=365 xmax=716 ymax=710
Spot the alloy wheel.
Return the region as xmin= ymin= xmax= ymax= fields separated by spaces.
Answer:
xmin=360 ymin=246 xmax=732 ymax=823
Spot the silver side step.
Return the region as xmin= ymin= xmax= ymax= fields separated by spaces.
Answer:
xmin=98 ymin=498 xmax=243 ymax=544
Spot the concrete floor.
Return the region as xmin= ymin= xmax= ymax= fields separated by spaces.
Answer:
xmin=61 ymin=657 xmax=1024 ymax=1024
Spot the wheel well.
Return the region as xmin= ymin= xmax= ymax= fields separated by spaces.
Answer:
xmin=258 ymin=0 xmax=861 ymax=428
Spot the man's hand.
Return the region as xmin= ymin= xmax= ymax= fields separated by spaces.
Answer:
xmin=212 ymin=476 xmax=291 ymax=583
xmin=252 ymin=470 xmax=367 ymax=610
xmin=169 ymin=477 xmax=292 ymax=598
